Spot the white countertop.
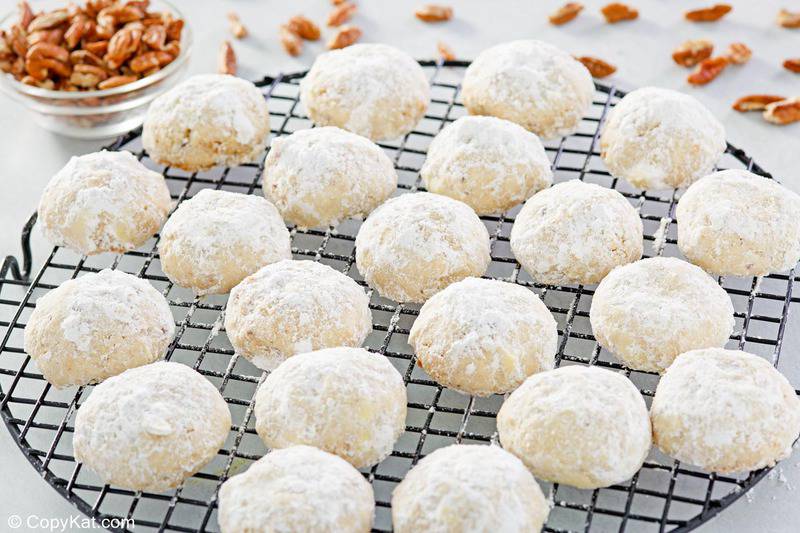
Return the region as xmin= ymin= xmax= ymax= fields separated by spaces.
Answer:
xmin=0 ymin=0 xmax=798 ymax=531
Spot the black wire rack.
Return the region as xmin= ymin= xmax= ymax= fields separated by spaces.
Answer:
xmin=1 ymin=60 xmax=798 ymax=533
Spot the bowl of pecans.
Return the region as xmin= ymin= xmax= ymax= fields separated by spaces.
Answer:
xmin=0 ymin=0 xmax=191 ymax=139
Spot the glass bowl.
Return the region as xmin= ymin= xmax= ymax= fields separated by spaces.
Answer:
xmin=0 ymin=0 xmax=192 ymax=139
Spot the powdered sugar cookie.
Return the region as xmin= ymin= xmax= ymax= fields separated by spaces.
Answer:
xmin=24 ymin=269 xmax=174 ymax=388
xmin=73 ymin=361 xmax=231 ymax=492
xmin=420 ymin=116 xmax=552 ymax=215
xmin=158 ymin=189 xmax=291 ymax=295
xmin=461 ymin=40 xmax=594 ymax=139
xmin=38 ymin=150 xmax=171 ymax=255
xmin=600 ymin=87 xmax=725 ymax=190
xmin=143 ymin=74 xmax=270 ymax=171
xmin=300 ymin=44 xmax=429 ymax=140
xmin=263 ymin=127 xmax=397 ymax=228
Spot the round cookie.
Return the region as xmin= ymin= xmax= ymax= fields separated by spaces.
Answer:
xmin=300 ymin=43 xmax=429 ymax=141
xmin=651 ymin=348 xmax=800 ymax=473
xmin=158 ymin=189 xmax=291 ymax=295
xmin=24 ymin=269 xmax=173 ymax=388
xmin=420 ymin=116 xmax=553 ymax=215
xmin=391 ymin=445 xmax=549 ymax=533
xmin=263 ymin=127 xmax=397 ymax=228
xmin=600 ymin=87 xmax=726 ymax=190
xmin=409 ymin=277 xmax=557 ymax=396
xmin=510 ymin=180 xmax=643 ymax=285
xmin=218 ymin=446 xmax=374 ymax=533
xmin=461 ymin=40 xmax=594 ymax=139
xmin=225 ymin=260 xmax=372 ymax=371
xmin=497 ymin=365 xmax=651 ymax=489
xmin=590 ymin=257 xmax=734 ymax=373
xmin=254 ymin=347 xmax=406 ymax=468
xmin=676 ymin=169 xmax=800 ymax=276
xmin=73 ymin=361 xmax=231 ymax=492
xmin=38 ymin=150 xmax=171 ymax=256
xmin=142 ymin=74 xmax=270 ymax=172
xmin=355 ymin=192 xmax=490 ymax=303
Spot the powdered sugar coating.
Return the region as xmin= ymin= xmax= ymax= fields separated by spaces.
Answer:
xmin=254 ymin=347 xmax=406 ymax=468
xmin=73 ymin=361 xmax=231 ymax=492
xmin=510 ymin=180 xmax=643 ymax=285
xmin=600 ymin=87 xmax=726 ymax=190
xmin=218 ymin=446 xmax=374 ymax=533
xmin=24 ymin=269 xmax=174 ymax=388
xmin=158 ymin=189 xmax=291 ymax=295
xmin=300 ymin=44 xmax=429 ymax=141
xmin=497 ymin=365 xmax=651 ymax=489
xmin=461 ymin=40 xmax=594 ymax=139
xmin=651 ymin=348 xmax=800 ymax=473
xmin=420 ymin=116 xmax=553 ymax=215
xmin=677 ymin=169 xmax=800 ymax=276
xmin=263 ymin=127 xmax=397 ymax=228
xmin=143 ymin=74 xmax=270 ymax=171
xmin=355 ymin=192 xmax=491 ymax=303
xmin=409 ymin=277 xmax=557 ymax=396
xmin=590 ymin=257 xmax=734 ymax=373
xmin=225 ymin=260 xmax=371 ymax=371
xmin=391 ymin=444 xmax=549 ymax=533
xmin=38 ymin=150 xmax=171 ymax=256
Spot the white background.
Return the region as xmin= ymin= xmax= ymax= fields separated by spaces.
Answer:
xmin=0 ymin=0 xmax=798 ymax=531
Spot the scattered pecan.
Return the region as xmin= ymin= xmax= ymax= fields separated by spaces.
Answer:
xmin=437 ymin=41 xmax=455 ymax=61
xmin=777 ymin=9 xmax=800 ymax=28
xmin=286 ymin=16 xmax=321 ymax=41
xmin=783 ymin=59 xmax=800 ymax=73
xmin=687 ymin=56 xmax=729 ymax=85
xmin=327 ymin=2 xmax=357 ymax=27
xmin=415 ymin=5 xmax=453 ymax=22
xmin=685 ymin=4 xmax=732 ymax=22
xmin=218 ymin=40 xmax=236 ymax=75
xmin=279 ymin=25 xmax=302 ymax=56
xmin=726 ymin=42 xmax=751 ymax=65
xmin=98 ymin=74 xmax=137 ymax=89
xmin=672 ymin=39 xmax=713 ymax=67
xmin=601 ymin=3 xmax=638 ymax=23
xmin=327 ymin=25 xmax=362 ymax=49
xmin=576 ymin=55 xmax=617 ymax=78
xmin=763 ymin=97 xmax=800 ymax=125
xmin=227 ymin=11 xmax=248 ymax=39
xmin=549 ymin=3 xmax=583 ymax=25
xmin=732 ymin=94 xmax=785 ymax=112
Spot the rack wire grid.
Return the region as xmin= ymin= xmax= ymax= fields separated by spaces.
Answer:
xmin=1 ymin=59 xmax=798 ymax=533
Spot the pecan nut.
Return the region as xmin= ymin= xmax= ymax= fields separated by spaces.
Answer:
xmin=415 ymin=5 xmax=453 ymax=22
xmin=327 ymin=25 xmax=362 ymax=49
xmin=437 ymin=41 xmax=455 ymax=61
xmin=142 ymin=24 xmax=167 ymax=50
xmin=286 ymin=16 xmax=321 ymax=41
xmin=732 ymin=94 xmax=786 ymax=112
xmin=227 ymin=12 xmax=248 ymax=39
xmin=279 ymin=25 xmax=302 ymax=56
xmin=685 ymin=4 xmax=732 ymax=22
xmin=69 ymin=63 xmax=108 ymax=88
xmin=726 ymin=42 xmax=751 ymax=65
xmin=763 ymin=97 xmax=800 ymax=125
xmin=28 ymin=11 xmax=70 ymax=32
xmin=328 ymin=2 xmax=357 ymax=27
xmin=601 ymin=3 xmax=638 ymax=23
xmin=687 ymin=56 xmax=729 ymax=85
xmin=105 ymin=27 xmax=142 ymax=69
xmin=777 ymin=9 xmax=800 ymax=28
xmin=672 ymin=39 xmax=713 ymax=67
xmin=218 ymin=40 xmax=236 ymax=75
xmin=576 ymin=55 xmax=617 ymax=78
xmin=783 ymin=59 xmax=800 ymax=73
xmin=98 ymin=74 xmax=137 ymax=89
xmin=549 ymin=3 xmax=583 ymax=25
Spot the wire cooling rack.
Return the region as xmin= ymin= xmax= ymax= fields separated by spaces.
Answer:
xmin=1 ymin=60 xmax=798 ymax=533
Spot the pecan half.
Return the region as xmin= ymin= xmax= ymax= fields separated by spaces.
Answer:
xmin=279 ymin=25 xmax=302 ymax=56
xmin=415 ymin=5 xmax=453 ymax=22
xmin=437 ymin=41 xmax=455 ymax=61
xmin=65 ymin=16 xmax=92 ymax=49
xmin=327 ymin=25 xmax=362 ymax=49
xmin=84 ymin=40 xmax=109 ymax=56
xmin=69 ymin=63 xmax=108 ymax=88
xmin=286 ymin=16 xmax=321 ymax=41
xmin=227 ymin=11 xmax=248 ymax=39
xmin=783 ymin=59 xmax=800 ymax=73
xmin=601 ymin=3 xmax=638 ymax=23
xmin=732 ymin=94 xmax=785 ymax=112
xmin=130 ymin=50 xmax=173 ymax=73
xmin=28 ymin=29 xmax=65 ymax=46
xmin=576 ymin=55 xmax=617 ymax=77
xmin=687 ymin=56 xmax=729 ymax=85
xmin=98 ymin=74 xmax=137 ymax=89
xmin=142 ymin=24 xmax=167 ymax=49
xmin=166 ymin=19 xmax=183 ymax=41
xmin=328 ymin=2 xmax=357 ymax=27
xmin=69 ymin=49 xmax=105 ymax=67
xmin=672 ymin=39 xmax=713 ymax=67
xmin=685 ymin=4 xmax=732 ymax=22
xmin=763 ymin=97 xmax=800 ymax=125
xmin=777 ymin=9 xmax=800 ymax=28
xmin=18 ymin=1 xmax=34 ymax=30
xmin=549 ymin=3 xmax=583 ymax=25
xmin=726 ymin=42 xmax=751 ymax=65
xmin=105 ymin=27 xmax=142 ymax=69
xmin=28 ymin=11 xmax=70 ymax=33
xmin=218 ymin=40 xmax=236 ymax=75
